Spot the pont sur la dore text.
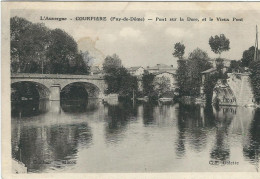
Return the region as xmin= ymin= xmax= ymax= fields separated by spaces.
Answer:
xmin=40 ymin=16 xmax=243 ymax=22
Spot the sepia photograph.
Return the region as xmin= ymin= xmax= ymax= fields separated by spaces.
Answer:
xmin=2 ymin=2 xmax=260 ymax=178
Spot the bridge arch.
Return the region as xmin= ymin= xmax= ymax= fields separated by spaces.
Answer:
xmin=11 ymin=81 xmax=50 ymax=100
xmin=60 ymin=81 xmax=101 ymax=99
xmin=11 ymin=73 xmax=107 ymax=101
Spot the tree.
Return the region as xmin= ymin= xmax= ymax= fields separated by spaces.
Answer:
xmin=227 ymin=60 xmax=243 ymax=73
xmin=153 ymin=76 xmax=171 ymax=98
xmin=249 ymin=61 xmax=260 ymax=104
xmin=173 ymin=42 xmax=190 ymax=96
xmin=188 ymin=48 xmax=212 ymax=96
xmin=142 ymin=71 xmax=156 ymax=98
xmin=46 ymin=29 xmax=79 ymax=74
xmin=173 ymin=42 xmax=185 ymax=60
xmin=176 ymin=59 xmax=189 ymax=96
xmin=11 ymin=16 xmax=51 ymax=73
xmin=119 ymin=73 xmax=138 ymax=98
xmin=103 ymin=54 xmax=122 ymax=73
xmin=203 ymin=72 xmax=221 ymax=105
xmin=104 ymin=67 xmax=138 ymax=98
xmin=209 ymin=34 xmax=230 ymax=56
xmin=10 ymin=16 xmax=90 ymax=74
xmin=241 ymin=46 xmax=260 ymax=67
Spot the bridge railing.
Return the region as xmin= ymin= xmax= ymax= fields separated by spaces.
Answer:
xmin=11 ymin=73 xmax=104 ymax=80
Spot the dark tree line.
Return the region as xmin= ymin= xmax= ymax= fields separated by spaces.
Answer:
xmin=103 ymin=54 xmax=138 ymax=99
xmin=174 ymin=45 xmax=212 ymax=97
xmin=11 ymin=16 xmax=90 ymax=74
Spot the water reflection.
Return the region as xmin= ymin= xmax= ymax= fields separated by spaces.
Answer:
xmin=61 ymin=99 xmax=99 ymax=113
xmin=176 ymin=104 xmax=216 ymax=155
xmin=11 ymin=99 xmax=260 ymax=172
xmin=12 ymin=122 xmax=92 ymax=172
xmin=11 ymin=99 xmax=94 ymax=173
xmin=11 ymin=100 xmax=50 ymax=118
xmin=243 ymin=109 xmax=260 ymax=169
xmin=142 ymin=103 xmax=156 ymax=125
xmin=104 ymin=102 xmax=138 ymax=144
xmin=210 ymin=107 xmax=234 ymax=161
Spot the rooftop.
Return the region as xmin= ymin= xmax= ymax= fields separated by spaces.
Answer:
xmin=127 ymin=66 xmax=144 ymax=71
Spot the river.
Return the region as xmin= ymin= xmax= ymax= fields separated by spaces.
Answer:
xmin=11 ymin=99 xmax=260 ymax=173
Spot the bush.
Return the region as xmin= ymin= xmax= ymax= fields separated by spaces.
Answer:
xmin=249 ymin=61 xmax=260 ymax=104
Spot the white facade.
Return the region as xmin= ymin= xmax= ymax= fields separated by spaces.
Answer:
xmin=128 ymin=67 xmax=145 ymax=76
xmin=154 ymin=72 xmax=176 ymax=90
xmin=146 ymin=64 xmax=177 ymax=74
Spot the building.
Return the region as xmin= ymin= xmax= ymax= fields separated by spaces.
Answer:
xmin=146 ymin=64 xmax=177 ymax=74
xmin=154 ymin=72 xmax=177 ymax=91
xmin=127 ymin=66 xmax=145 ymax=76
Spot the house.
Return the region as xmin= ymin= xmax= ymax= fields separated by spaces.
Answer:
xmin=154 ymin=71 xmax=177 ymax=90
xmin=146 ymin=64 xmax=177 ymax=74
xmin=127 ymin=66 xmax=145 ymax=76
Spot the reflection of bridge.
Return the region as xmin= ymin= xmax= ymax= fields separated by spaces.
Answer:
xmin=11 ymin=73 xmax=107 ymax=100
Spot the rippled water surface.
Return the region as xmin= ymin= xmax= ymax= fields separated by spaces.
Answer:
xmin=11 ymin=100 xmax=260 ymax=172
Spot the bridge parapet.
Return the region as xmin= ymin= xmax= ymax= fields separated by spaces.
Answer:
xmin=11 ymin=73 xmax=104 ymax=80
xmin=11 ymin=73 xmax=107 ymax=101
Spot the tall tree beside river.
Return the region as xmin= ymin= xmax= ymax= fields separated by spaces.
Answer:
xmin=10 ymin=16 xmax=90 ymax=74
xmin=188 ymin=48 xmax=212 ymax=97
xmin=173 ymin=42 xmax=190 ymax=96
xmin=103 ymin=54 xmax=138 ymax=99
xmin=249 ymin=61 xmax=260 ymax=104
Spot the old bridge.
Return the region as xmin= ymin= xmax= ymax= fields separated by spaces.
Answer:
xmin=11 ymin=73 xmax=107 ymax=100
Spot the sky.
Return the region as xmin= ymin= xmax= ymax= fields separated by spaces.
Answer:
xmin=11 ymin=9 xmax=260 ymax=68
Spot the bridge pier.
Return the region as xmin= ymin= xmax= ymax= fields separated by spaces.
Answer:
xmin=50 ymin=84 xmax=61 ymax=101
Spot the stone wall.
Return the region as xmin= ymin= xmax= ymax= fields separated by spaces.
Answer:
xmin=212 ymin=73 xmax=256 ymax=107
xmin=226 ymin=73 xmax=255 ymax=106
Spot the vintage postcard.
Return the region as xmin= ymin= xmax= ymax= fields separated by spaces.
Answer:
xmin=2 ymin=2 xmax=260 ymax=179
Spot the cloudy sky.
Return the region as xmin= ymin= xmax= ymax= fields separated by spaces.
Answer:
xmin=11 ymin=9 xmax=260 ymax=68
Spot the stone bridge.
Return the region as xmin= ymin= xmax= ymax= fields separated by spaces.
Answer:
xmin=11 ymin=73 xmax=107 ymax=101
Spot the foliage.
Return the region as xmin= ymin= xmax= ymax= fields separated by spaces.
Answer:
xmin=227 ymin=60 xmax=244 ymax=73
xmin=153 ymin=76 xmax=171 ymax=97
xmin=175 ymin=48 xmax=212 ymax=97
xmin=142 ymin=71 xmax=156 ymax=97
xmin=203 ymin=73 xmax=219 ymax=105
xmin=103 ymin=54 xmax=122 ymax=73
xmin=104 ymin=67 xmax=138 ymax=98
xmin=176 ymin=59 xmax=189 ymax=96
xmin=215 ymin=58 xmax=228 ymax=80
xmin=173 ymin=42 xmax=185 ymax=59
xmin=10 ymin=16 xmax=89 ymax=74
xmin=249 ymin=61 xmax=260 ymax=104
xmin=11 ymin=16 xmax=51 ymax=73
xmin=241 ymin=46 xmax=260 ymax=67
xmin=188 ymin=48 xmax=213 ymax=96
xmin=209 ymin=34 xmax=230 ymax=55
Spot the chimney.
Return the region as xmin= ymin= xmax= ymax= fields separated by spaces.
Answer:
xmin=147 ymin=66 xmax=149 ymax=69
xmin=171 ymin=65 xmax=173 ymax=67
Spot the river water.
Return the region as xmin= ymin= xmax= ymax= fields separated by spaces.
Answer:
xmin=11 ymin=99 xmax=260 ymax=173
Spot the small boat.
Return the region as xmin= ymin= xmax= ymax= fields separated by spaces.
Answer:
xmin=159 ymin=97 xmax=173 ymax=102
xmin=137 ymin=96 xmax=149 ymax=102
